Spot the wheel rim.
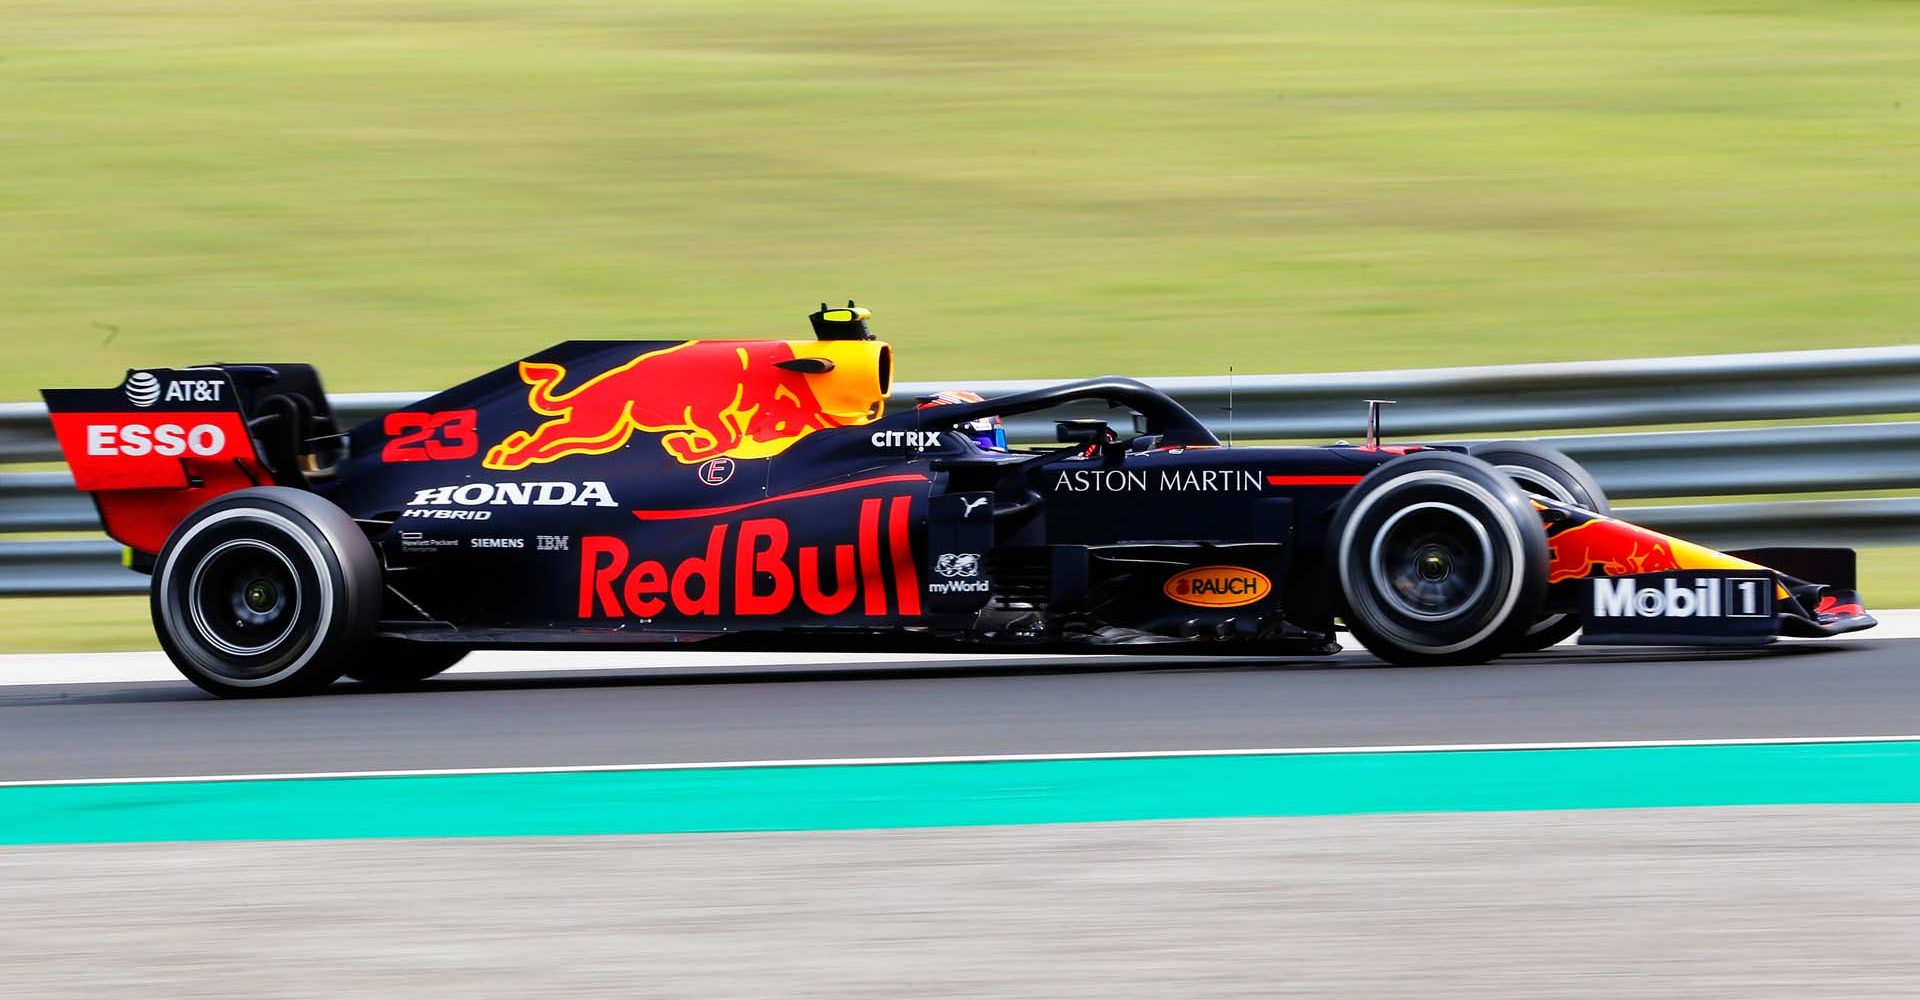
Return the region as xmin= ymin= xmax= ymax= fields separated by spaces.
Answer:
xmin=159 ymin=506 xmax=340 ymax=689
xmin=1369 ymin=501 xmax=1495 ymax=622
xmin=1337 ymin=469 xmax=1532 ymax=656
xmin=187 ymin=539 xmax=303 ymax=659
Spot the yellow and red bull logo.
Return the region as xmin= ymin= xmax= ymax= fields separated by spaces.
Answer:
xmin=1546 ymin=515 xmax=1763 ymax=585
xmin=485 ymin=340 xmax=890 ymax=470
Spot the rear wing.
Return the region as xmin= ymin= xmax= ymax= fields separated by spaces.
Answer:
xmin=41 ymin=365 xmax=341 ymax=556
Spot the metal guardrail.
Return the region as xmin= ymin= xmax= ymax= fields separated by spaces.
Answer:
xmin=0 ymin=540 xmax=137 ymax=597
xmin=5 ymin=346 xmax=1917 ymax=594
xmin=972 ymin=346 xmax=1920 ymax=441
xmin=1628 ymin=497 xmax=1920 ymax=549
xmin=1522 ymin=422 xmax=1920 ymax=499
xmin=11 ymin=347 xmax=1920 ymax=463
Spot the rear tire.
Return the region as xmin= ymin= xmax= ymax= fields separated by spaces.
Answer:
xmin=1332 ymin=452 xmax=1549 ymax=666
xmin=345 ymin=641 xmax=468 ymax=689
xmin=1470 ymin=441 xmax=1609 ymax=652
xmin=152 ymin=487 xmax=380 ymax=698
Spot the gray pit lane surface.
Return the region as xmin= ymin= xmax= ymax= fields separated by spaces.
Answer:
xmin=1 ymin=640 xmax=1917 ymax=782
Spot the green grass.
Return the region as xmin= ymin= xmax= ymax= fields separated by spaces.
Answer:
xmin=0 ymin=597 xmax=156 ymax=654
xmin=5 ymin=1 xmax=1919 ymax=653
xmin=1858 ymin=547 xmax=1920 ymax=609
xmin=5 ymin=544 xmax=1915 ymax=654
xmin=5 ymin=0 xmax=1920 ymax=401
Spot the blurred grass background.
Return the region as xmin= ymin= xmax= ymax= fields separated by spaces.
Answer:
xmin=4 ymin=0 xmax=1919 ymax=650
xmin=6 ymin=0 xmax=1920 ymax=394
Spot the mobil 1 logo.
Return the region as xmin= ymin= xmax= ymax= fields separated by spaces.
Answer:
xmin=1579 ymin=571 xmax=1775 ymax=646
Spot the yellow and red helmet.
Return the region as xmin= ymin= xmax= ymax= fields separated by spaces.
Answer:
xmin=916 ymin=390 xmax=1007 ymax=450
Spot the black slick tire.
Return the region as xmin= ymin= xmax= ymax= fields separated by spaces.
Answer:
xmin=1469 ymin=441 xmax=1609 ymax=653
xmin=151 ymin=487 xmax=381 ymax=698
xmin=1331 ymin=452 xmax=1549 ymax=666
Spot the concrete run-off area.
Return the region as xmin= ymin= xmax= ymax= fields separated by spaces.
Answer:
xmin=4 ymin=807 xmax=1918 ymax=999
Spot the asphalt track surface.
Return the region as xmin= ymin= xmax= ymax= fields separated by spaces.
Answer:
xmin=4 ymin=638 xmax=1919 ymax=782
xmin=12 ymin=809 xmax=1920 ymax=1000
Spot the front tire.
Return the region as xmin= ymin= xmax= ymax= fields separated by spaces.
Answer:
xmin=1332 ymin=452 xmax=1549 ymax=666
xmin=1469 ymin=440 xmax=1609 ymax=515
xmin=1470 ymin=441 xmax=1609 ymax=652
xmin=152 ymin=488 xmax=381 ymax=698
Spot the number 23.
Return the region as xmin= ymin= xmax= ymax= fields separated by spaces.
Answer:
xmin=382 ymin=410 xmax=478 ymax=462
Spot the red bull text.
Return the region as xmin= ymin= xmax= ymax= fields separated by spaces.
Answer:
xmin=579 ymin=496 xmax=923 ymax=620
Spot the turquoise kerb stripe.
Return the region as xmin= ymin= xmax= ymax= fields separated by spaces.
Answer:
xmin=4 ymin=740 xmax=1920 ymax=846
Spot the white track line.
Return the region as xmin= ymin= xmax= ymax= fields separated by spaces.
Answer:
xmin=4 ymin=734 xmax=1918 ymax=789
xmin=3 ymin=609 xmax=1916 ymax=688
xmin=0 ymin=649 xmax=1086 ymax=688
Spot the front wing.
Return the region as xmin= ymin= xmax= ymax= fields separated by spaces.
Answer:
xmin=1535 ymin=500 xmax=1875 ymax=645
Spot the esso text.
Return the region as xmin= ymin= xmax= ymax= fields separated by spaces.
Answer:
xmin=86 ymin=423 xmax=227 ymax=458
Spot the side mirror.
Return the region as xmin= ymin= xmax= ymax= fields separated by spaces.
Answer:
xmin=1055 ymin=419 xmax=1114 ymax=445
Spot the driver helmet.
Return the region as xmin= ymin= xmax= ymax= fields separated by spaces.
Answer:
xmin=916 ymin=390 xmax=1007 ymax=451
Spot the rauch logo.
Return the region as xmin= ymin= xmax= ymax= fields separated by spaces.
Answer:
xmin=1164 ymin=566 xmax=1270 ymax=608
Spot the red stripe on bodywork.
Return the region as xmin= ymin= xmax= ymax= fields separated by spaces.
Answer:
xmin=1265 ymin=475 xmax=1365 ymax=487
xmin=631 ymin=473 xmax=929 ymax=521
xmin=888 ymin=495 xmax=922 ymax=616
xmin=858 ymin=497 xmax=888 ymax=616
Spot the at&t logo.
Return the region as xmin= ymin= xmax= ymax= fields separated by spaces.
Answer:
xmin=124 ymin=372 xmax=223 ymax=408
xmin=125 ymin=372 xmax=161 ymax=408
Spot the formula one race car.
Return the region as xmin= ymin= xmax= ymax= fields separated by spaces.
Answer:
xmin=44 ymin=304 xmax=1876 ymax=696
